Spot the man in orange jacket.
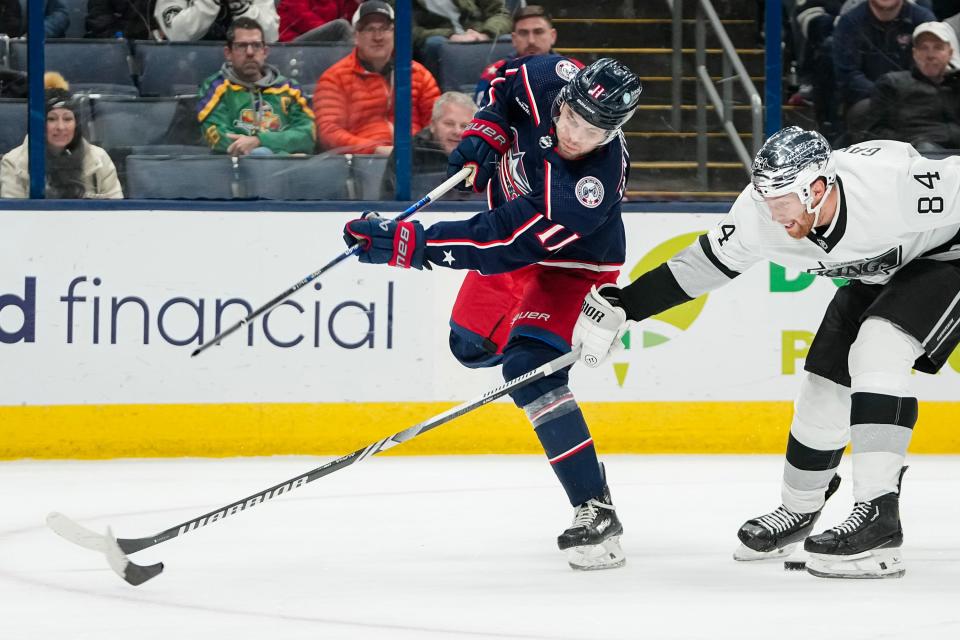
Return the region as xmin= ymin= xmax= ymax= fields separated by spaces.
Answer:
xmin=313 ymin=0 xmax=441 ymax=155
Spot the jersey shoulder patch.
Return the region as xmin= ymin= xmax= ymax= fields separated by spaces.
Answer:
xmin=575 ymin=176 xmax=604 ymax=208
xmin=555 ymin=59 xmax=579 ymax=81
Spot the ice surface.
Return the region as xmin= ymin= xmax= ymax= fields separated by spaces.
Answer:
xmin=2 ymin=455 xmax=958 ymax=639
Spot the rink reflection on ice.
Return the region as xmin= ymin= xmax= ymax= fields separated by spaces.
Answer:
xmin=1 ymin=455 xmax=958 ymax=639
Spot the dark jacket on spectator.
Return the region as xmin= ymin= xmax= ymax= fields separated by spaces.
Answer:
xmin=1 ymin=0 xmax=22 ymax=36
xmin=3 ymin=0 xmax=69 ymax=37
xmin=833 ymin=1 xmax=936 ymax=106
xmin=85 ymin=0 xmax=157 ymax=39
xmin=867 ymin=66 xmax=960 ymax=147
xmin=43 ymin=0 xmax=70 ymax=37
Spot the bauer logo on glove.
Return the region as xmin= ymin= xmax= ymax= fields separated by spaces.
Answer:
xmin=343 ymin=211 xmax=430 ymax=270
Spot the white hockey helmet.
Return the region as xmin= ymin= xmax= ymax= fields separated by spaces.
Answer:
xmin=751 ymin=126 xmax=836 ymax=220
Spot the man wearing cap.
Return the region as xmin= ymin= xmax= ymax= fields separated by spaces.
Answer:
xmin=867 ymin=21 xmax=960 ymax=150
xmin=833 ymin=0 xmax=935 ymax=131
xmin=313 ymin=0 xmax=440 ymax=155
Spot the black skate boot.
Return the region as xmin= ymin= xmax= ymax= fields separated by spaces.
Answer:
xmin=733 ymin=473 xmax=841 ymax=561
xmin=557 ymin=486 xmax=625 ymax=570
xmin=804 ymin=491 xmax=905 ymax=579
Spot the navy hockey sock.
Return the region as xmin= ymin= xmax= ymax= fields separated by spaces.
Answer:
xmin=502 ymin=338 xmax=604 ymax=506
xmin=526 ymin=386 xmax=605 ymax=506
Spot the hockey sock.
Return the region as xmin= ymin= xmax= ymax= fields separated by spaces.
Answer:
xmin=848 ymin=318 xmax=923 ymax=501
xmin=524 ymin=386 xmax=605 ymax=507
xmin=849 ymin=392 xmax=917 ymax=500
xmin=782 ymin=374 xmax=849 ymax=513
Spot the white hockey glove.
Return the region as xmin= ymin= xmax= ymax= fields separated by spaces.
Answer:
xmin=572 ymin=284 xmax=629 ymax=368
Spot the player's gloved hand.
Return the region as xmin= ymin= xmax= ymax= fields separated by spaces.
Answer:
xmin=572 ymin=285 xmax=629 ymax=368
xmin=447 ymin=117 xmax=510 ymax=192
xmin=343 ymin=211 xmax=429 ymax=270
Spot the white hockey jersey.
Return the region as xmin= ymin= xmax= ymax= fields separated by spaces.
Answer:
xmin=154 ymin=0 xmax=280 ymax=43
xmin=669 ymin=140 xmax=960 ymax=296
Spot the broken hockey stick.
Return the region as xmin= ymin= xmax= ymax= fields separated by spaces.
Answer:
xmin=47 ymin=346 xmax=580 ymax=586
xmin=190 ymin=166 xmax=473 ymax=358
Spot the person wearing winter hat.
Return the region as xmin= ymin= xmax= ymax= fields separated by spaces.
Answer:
xmin=0 ymin=72 xmax=123 ymax=199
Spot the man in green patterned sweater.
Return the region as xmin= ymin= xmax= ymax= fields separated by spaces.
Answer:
xmin=197 ymin=17 xmax=315 ymax=156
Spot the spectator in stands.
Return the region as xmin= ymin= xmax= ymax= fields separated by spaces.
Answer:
xmin=1 ymin=0 xmax=69 ymax=37
xmin=1 ymin=0 xmax=22 ymax=36
xmin=86 ymin=0 xmax=159 ymax=39
xmin=833 ymin=0 xmax=936 ymax=118
xmin=44 ymin=0 xmax=70 ymax=37
xmin=789 ymin=1 xmax=842 ymax=109
xmin=1 ymin=72 xmax=122 ymax=199
xmin=474 ymin=4 xmax=557 ymax=104
xmin=314 ymin=1 xmax=440 ymax=155
xmin=154 ymin=0 xmax=279 ymax=42
xmin=380 ymin=90 xmax=475 ymax=198
xmin=414 ymin=0 xmax=511 ymax=75
xmin=866 ymin=21 xmax=960 ymax=150
xmin=278 ymin=0 xmax=357 ymax=42
xmin=0 ymin=67 xmax=27 ymax=98
xmin=197 ymin=17 xmax=315 ymax=156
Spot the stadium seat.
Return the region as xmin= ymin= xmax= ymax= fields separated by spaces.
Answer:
xmin=8 ymin=39 xmax=136 ymax=95
xmin=434 ymin=41 xmax=515 ymax=93
xmin=350 ymin=155 xmax=388 ymax=200
xmin=126 ymin=144 xmax=210 ymax=156
xmin=126 ymin=155 xmax=239 ymax=199
xmin=267 ymin=43 xmax=353 ymax=94
xmin=87 ymin=96 xmax=202 ymax=148
xmin=242 ymin=155 xmax=350 ymax=199
xmin=0 ymin=99 xmax=26 ymax=154
xmin=133 ymin=41 xmax=226 ymax=97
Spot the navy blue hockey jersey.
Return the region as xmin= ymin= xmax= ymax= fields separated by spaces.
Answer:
xmin=422 ymin=54 xmax=630 ymax=275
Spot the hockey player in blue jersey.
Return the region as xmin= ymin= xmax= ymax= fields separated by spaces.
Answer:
xmin=342 ymin=56 xmax=641 ymax=570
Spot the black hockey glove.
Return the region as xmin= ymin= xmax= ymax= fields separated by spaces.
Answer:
xmin=446 ymin=117 xmax=510 ymax=192
xmin=343 ymin=211 xmax=429 ymax=270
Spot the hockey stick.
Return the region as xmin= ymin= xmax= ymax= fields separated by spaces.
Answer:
xmin=190 ymin=166 xmax=473 ymax=358
xmin=47 ymin=347 xmax=580 ymax=586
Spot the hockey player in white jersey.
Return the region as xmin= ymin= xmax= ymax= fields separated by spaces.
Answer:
xmin=572 ymin=126 xmax=960 ymax=579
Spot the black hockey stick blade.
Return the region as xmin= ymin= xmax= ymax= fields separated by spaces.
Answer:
xmin=47 ymin=346 xmax=578 ymax=586
xmin=46 ymin=512 xmax=164 ymax=586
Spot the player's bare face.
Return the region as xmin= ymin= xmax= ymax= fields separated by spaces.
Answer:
xmin=555 ymin=104 xmax=608 ymax=160
xmin=764 ymin=193 xmax=815 ymax=239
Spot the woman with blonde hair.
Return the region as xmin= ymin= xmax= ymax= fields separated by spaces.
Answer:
xmin=1 ymin=72 xmax=122 ymax=199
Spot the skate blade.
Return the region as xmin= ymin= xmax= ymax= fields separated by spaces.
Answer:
xmin=566 ymin=536 xmax=626 ymax=571
xmin=806 ymin=548 xmax=905 ymax=579
xmin=732 ymin=542 xmax=797 ymax=562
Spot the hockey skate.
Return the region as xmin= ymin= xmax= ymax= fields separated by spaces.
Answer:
xmin=804 ymin=490 xmax=905 ymax=579
xmin=733 ymin=473 xmax=841 ymax=561
xmin=557 ymin=486 xmax=625 ymax=571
